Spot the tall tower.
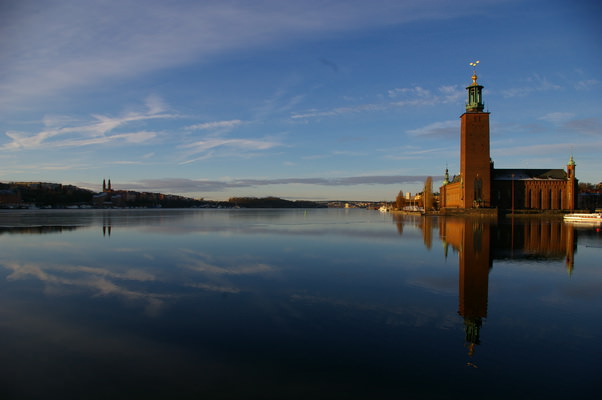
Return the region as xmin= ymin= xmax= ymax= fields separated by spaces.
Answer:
xmin=460 ymin=71 xmax=491 ymax=208
xmin=566 ymin=155 xmax=577 ymax=210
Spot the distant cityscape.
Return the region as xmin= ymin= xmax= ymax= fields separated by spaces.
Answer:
xmin=0 ymin=180 xmax=405 ymax=210
xmin=2 ymin=178 xmax=600 ymax=212
xmin=0 ymin=181 xmax=328 ymax=209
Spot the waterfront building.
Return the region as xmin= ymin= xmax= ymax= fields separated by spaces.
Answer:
xmin=439 ymin=73 xmax=577 ymax=211
xmin=93 ymin=178 xmax=124 ymax=207
xmin=0 ymin=189 xmax=22 ymax=206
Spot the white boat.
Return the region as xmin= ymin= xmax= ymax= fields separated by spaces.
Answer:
xmin=378 ymin=205 xmax=389 ymax=212
xmin=563 ymin=213 xmax=602 ymax=223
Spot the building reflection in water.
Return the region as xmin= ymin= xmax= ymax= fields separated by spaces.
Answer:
xmin=102 ymin=223 xmax=111 ymax=237
xmin=439 ymin=217 xmax=492 ymax=362
xmin=393 ymin=215 xmax=578 ymax=363
xmin=0 ymin=226 xmax=81 ymax=235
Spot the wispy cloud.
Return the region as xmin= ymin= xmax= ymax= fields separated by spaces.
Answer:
xmin=0 ymin=0 xmax=502 ymax=109
xmin=1 ymin=97 xmax=174 ymax=150
xmin=291 ymin=103 xmax=385 ymax=119
xmin=406 ymin=120 xmax=458 ymax=137
xmin=575 ymin=79 xmax=600 ymax=90
xmin=291 ymin=85 xmax=463 ymax=120
xmin=502 ymin=74 xmax=562 ymax=98
xmin=562 ymin=117 xmax=602 ymax=136
xmin=538 ymin=112 xmax=575 ymax=124
xmin=390 ymin=85 xmax=463 ymax=105
xmin=388 ymin=86 xmax=431 ymax=98
xmin=179 ymin=137 xmax=283 ymax=164
xmin=383 ymin=146 xmax=455 ymax=160
xmin=535 ymin=114 xmax=600 ymax=135
xmin=185 ymin=120 xmax=244 ymax=131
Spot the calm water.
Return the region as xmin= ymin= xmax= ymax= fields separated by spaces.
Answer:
xmin=0 ymin=209 xmax=600 ymax=399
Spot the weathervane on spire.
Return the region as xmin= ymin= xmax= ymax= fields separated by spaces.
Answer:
xmin=469 ymin=60 xmax=480 ymax=84
xmin=469 ymin=60 xmax=480 ymax=72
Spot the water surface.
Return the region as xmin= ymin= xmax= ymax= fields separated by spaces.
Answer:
xmin=0 ymin=209 xmax=600 ymax=399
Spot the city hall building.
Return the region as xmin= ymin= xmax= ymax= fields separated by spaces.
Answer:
xmin=439 ymin=72 xmax=577 ymax=212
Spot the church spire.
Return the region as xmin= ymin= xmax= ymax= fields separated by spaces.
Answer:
xmin=466 ymin=60 xmax=484 ymax=112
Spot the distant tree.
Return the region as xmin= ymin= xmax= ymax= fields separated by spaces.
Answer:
xmin=14 ymin=183 xmax=94 ymax=207
xmin=423 ymin=177 xmax=433 ymax=211
xmin=395 ymin=191 xmax=405 ymax=210
xmin=579 ymin=182 xmax=595 ymax=192
xmin=228 ymin=196 xmax=325 ymax=208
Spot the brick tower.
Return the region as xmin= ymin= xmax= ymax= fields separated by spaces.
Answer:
xmin=460 ymin=71 xmax=491 ymax=208
xmin=566 ymin=155 xmax=577 ymax=210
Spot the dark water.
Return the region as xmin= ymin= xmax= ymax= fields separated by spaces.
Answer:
xmin=0 ymin=209 xmax=600 ymax=399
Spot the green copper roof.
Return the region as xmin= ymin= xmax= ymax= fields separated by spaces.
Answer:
xmin=465 ymin=74 xmax=484 ymax=112
xmin=568 ymin=155 xmax=576 ymax=166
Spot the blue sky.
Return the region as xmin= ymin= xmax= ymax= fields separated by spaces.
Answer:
xmin=1 ymin=0 xmax=600 ymax=201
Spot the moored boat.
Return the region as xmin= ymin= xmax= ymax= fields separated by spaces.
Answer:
xmin=563 ymin=213 xmax=602 ymax=222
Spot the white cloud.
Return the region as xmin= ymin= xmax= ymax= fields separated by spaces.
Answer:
xmin=437 ymin=85 xmax=463 ymax=102
xmin=538 ymin=112 xmax=575 ymax=124
xmin=179 ymin=137 xmax=282 ymax=164
xmin=388 ymin=85 xmax=462 ymax=104
xmin=186 ymin=120 xmax=244 ymax=131
xmin=502 ymin=74 xmax=562 ymax=98
xmin=184 ymin=138 xmax=280 ymax=153
xmin=292 ymin=84 xmax=463 ymax=120
xmin=562 ymin=118 xmax=602 ymax=136
xmin=575 ymin=79 xmax=600 ymax=90
xmin=406 ymin=120 xmax=458 ymax=137
xmin=144 ymin=94 xmax=170 ymax=115
xmin=388 ymin=86 xmax=431 ymax=98
xmin=291 ymin=103 xmax=384 ymax=119
xmin=1 ymin=98 xmax=173 ymax=150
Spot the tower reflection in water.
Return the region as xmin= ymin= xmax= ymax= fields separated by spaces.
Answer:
xmin=440 ymin=218 xmax=492 ymax=363
xmin=394 ymin=216 xmax=577 ymax=363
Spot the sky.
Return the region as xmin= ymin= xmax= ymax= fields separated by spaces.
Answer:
xmin=1 ymin=0 xmax=601 ymax=201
